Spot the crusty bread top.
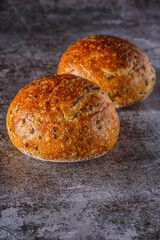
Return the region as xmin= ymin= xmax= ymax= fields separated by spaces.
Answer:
xmin=6 ymin=74 xmax=120 ymax=162
xmin=58 ymin=35 xmax=156 ymax=108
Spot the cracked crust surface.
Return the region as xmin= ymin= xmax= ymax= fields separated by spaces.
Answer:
xmin=58 ymin=35 xmax=156 ymax=108
xmin=6 ymin=74 xmax=120 ymax=162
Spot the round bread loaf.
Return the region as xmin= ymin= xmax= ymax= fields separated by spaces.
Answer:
xmin=58 ymin=35 xmax=156 ymax=108
xmin=6 ymin=74 xmax=120 ymax=162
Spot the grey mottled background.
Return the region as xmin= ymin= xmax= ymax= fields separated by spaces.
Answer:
xmin=0 ymin=0 xmax=160 ymax=239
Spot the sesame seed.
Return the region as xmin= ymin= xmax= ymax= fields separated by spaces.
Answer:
xmin=53 ymin=127 xmax=57 ymax=133
xmin=30 ymin=128 xmax=34 ymax=134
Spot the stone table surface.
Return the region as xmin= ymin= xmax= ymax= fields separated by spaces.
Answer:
xmin=0 ymin=0 xmax=160 ymax=239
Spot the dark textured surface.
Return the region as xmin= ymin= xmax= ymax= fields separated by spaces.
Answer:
xmin=0 ymin=0 xmax=160 ymax=239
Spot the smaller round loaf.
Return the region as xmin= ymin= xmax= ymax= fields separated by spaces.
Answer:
xmin=6 ymin=74 xmax=120 ymax=162
xmin=58 ymin=35 xmax=156 ymax=108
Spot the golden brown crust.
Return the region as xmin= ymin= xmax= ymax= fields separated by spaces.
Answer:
xmin=58 ymin=35 xmax=156 ymax=108
xmin=6 ymin=74 xmax=120 ymax=162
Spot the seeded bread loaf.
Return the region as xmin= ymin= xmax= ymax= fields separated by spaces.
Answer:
xmin=6 ymin=74 xmax=120 ymax=162
xmin=58 ymin=35 xmax=156 ymax=108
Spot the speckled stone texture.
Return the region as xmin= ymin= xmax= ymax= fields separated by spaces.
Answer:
xmin=0 ymin=0 xmax=160 ymax=239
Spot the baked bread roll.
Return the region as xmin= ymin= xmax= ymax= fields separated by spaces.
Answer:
xmin=58 ymin=35 xmax=156 ymax=108
xmin=6 ymin=74 xmax=120 ymax=162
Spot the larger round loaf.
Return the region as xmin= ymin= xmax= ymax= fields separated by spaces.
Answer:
xmin=6 ymin=74 xmax=120 ymax=162
xmin=58 ymin=35 xmax=156 ymax=108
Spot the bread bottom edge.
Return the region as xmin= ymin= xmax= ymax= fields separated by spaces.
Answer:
xmin=19 ymin=148 xmax=109 ymax=163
